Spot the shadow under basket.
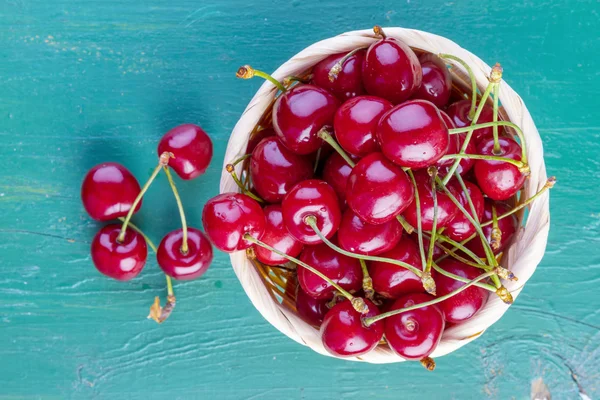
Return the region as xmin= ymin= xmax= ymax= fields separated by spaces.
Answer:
xmin=220 ymin=27 xmax=550 ymax=364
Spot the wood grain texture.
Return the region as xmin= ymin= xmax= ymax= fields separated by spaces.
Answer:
xmin=0 ymin=0 xmax=598 ymax=398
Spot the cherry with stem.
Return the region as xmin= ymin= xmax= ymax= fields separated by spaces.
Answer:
xmin=328 ymin=47 xmax=367 ymax=82
xmin=226 ymin=155 xmax=264 ymax=203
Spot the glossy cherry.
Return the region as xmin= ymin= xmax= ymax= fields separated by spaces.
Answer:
xmin=369 ymin=237 xmax=423 ymax=299
xmin=91 ymin=224 xmax=147 ymax=281
xmin=295 ymin=285 xmax=329 ymax=326
xmin=81 ymin=162 xmax=142 ymax=221
xmin=432 ymin=259 xmax=488 ymax=323
xmin=320 ymin=298 xmax=384 ymax=357
xmin=403 ymin=171 xmax=460 ymax=231
xmin=272 ymin=84 xmax=340 ymax=155
xmin=297 ymin=242 xmax=362 ymax=299
xmin=362 ymin=34 xmax=422 ymax=104
xmin=334 ymin=96 xmax=392 ymax=156
xmin=312 ymin=50 xmax=366 ymax=101
xmin=322 ymin=152 xmax=357 ymax=205
xmin=156 ymin=227 xmax=213 ymax=280
xmin=466 ymin=200 xmax=517 ymax=257
xmin=346 ymin=152 xmax=414 ymax=225
xmin=253 ymin=205 xmax=304 ymax=266
xmin=474 ymin=136 xmax=526 ymax=201
xmin=447 ymin=100 xmax=500 ymax=144
xmin=157 ymin=124 xmax=213 ymax=180
xmin=202 ymin=193 xmax=266 ymax=252
xmin=282 ymin=179 xmax=341 ymax=245
xmin=445 ymin=180 xmax=485 ymax=242
xmin=413 ymin=53 xmax=452 ymax=108
xmin=246 ymin=127 xmax=275 ymax=154
xmin=337 ymin=209 xmax=402 ymax=256
xmin=377 ymin=99 xmax=449 ymax=169
xmin=249 ymin=137 xmax=314 ymax=203
xmin=384 ymin=293 xmax=445 ymax=360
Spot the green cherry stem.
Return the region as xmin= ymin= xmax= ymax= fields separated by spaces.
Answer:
xmin=236 ymin=65 xmax=287 ymax=93
xmin=317 ymin=128 xmax=355 ymax=167
xmin=439 ymin=53 xmax=478 ymax=119
xmin=439 ymin=153 xmax=526 ymax=170
xmin=432 ymin=262 xmax=496 ymax=292
xmin=231 ymin=153 xmax=251 ymax=167
xmin=432 ymin=233 xmax=488 ymax=267
xmin=397 ymin=215 xmax=415 ymax=234
xmin=243 ymin=234 xmax=369 ymax=314
xmin=489 ymin=63 xmax=503 ymax=154
xmin=225 ymin=163 xmax=264 ymax=203
xmin=164 ymin=167 xmax=189 ymax=254
xmin=407 ymin=170 xmax=427 ymax=272
xmin=425 ymin=167 xmax=439 ymax=275
xmin=328 ymin=47 xmax=368 ymax=82
xmin=117 ymin=152 xmax=171 ymax=243
xmin=359 ymin=259 xmax=375 ymax=300
xmin=363 ymin=271 xmax=496 ymax=327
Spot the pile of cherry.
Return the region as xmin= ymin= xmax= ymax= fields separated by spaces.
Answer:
xmin=202 ymin=26 xmax=555 ymax=369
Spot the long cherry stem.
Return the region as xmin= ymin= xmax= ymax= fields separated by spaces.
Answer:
xmin=432 ymin=262 xmax=496 ymax=292
xmin=439 ymin=53 xmax=478 ymax=119
xmin=164 ymin=167 xmax=189 ymax=254
xmin=407 ymin=170 xmax=427 ymax=272
xmin=236 ymin=65 xmax=287 ymax=93
xmin=363 ymin=271 xmax=496 ymax=326
xmin=118 ymin=152 xmax=171 ymax=243
xmin=439 ymin=153 xmax=526 ymax=170
xmin=225 ymin=164 xmax=264 ymax=203
xmin=317 ymin=128 xmax=355 ymax=167
xmin=426 ymin=168 xmax=439 ymax=275
xmin=492 ymin=83 xmax=501 ymax=154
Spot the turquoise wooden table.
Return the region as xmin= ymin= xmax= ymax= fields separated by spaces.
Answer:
xmin=1 ymin=0 xmax=599 ymax=398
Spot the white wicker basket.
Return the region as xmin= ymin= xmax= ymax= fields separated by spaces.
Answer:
xmin=220 ymin=27 xmax=550 ymax=363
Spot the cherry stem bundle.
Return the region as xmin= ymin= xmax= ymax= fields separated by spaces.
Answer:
xmin=236 ymin=65 xmax=287 ymax=93
xmin=439 ymin=53 xmax=478 ymax=119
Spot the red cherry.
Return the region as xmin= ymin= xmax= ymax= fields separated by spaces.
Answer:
xmin=297 ymin=242 xmax=362 ymax=299
xmin=447 ymin=100 xmax=500 ymax=144
xmin=202 ymin=193 xmax=266 ymax=252
xmin=466 ymin=200 xmax=517 ymax=257
xmin=337 ymin=209 xmax=402 ymax=256
xmin=346 ymin=152 xmax=414 ymax=225
xmin=377 ymin=100 xmax=449 ymax=169
xmin=445 ymin=180 xmax=485 ymax=242
xmin=157 ymin=124 xmax=213 ymax=180
xmin=312 ymin=50 xmax=366 ymax=101
xmin=384 ymin=293 xmax=445 ymax=360
xmin=403 ymin=171 xmax=460 ymax=231
xmin=474 ymin=137 xmax=526 ymax=201
xmin=282 ymin=179 xmax=341 ymax=245
xmin=249 ymin=137 xmax=314 ymax=203
xmin=81 ymin=162 xmax=142 ymax=221
xmin=432 ymin=259 xmax=488 ymax=323
xmin=413 ymin=53 xmax=452 ymax=108
xmin=322 ymin=152 xmax=357 ymax=205
xmin=156 ymin=228 xmax=213 ymax=280
xmin=246 ymin=127 xmax=275 ymax=154
xmin=334 ymin=96 xmax=392 ymax=156
xmin=272 ymin=84 xmax=340 ymax=155
xmin=320 ymin=299 xmax=384 ymax=357
xmin=369 ymin=237 xmax=423 ymax=299
xmin=91 ymin=224 xmax=147 ymax=281
xmin=362 ymin=36 xmax=422 ymax=104
xmin=253 ymin=205 xmax=304 ymax=266
xmin=296 ymin=285 xmax=329 ymax=326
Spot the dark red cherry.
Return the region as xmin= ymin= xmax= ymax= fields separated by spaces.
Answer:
xmin=362 ymin=36 xmax=422 ymax=104
xmin=322 ymin=152 xmax=357 ymax=205
xmin=91 ymin=224 xmax=147 ymax=281
xmin=253 ymin=204 xmax=304 ymax=266
xmin=282 ymin=179 xmax=341 ymax=245
xmin=158 ymin=124 xmax=213 ymax=180
xmin=474 ymin=137 xmax=526 ymax=201
xmin=246 ymin=127 xmax=275 ymax=154
xmin=156 ymin=228 xmax=213 ymax=280
xmin=465 ymin=200 xmax=517 ymax=257
xmin=81 ymin=162 xmax=142 ymax=221
xmin=447 ymin=100 xmax=500 ymax=144
xmin=202 ymin=193 xmax=266 ymax=252
xmin=346 ymin=152 xmax=414 ymax=225
xmin=320 ymin=299 xmax=384 ymax=357
xmin=384 ymin=293 xmax=445 ymax=360
xmin=369 ymin=237 xmax=423 ymax=299
xmin=445 ymin=180 xmax=485 ymax=242
xmin=403 ymin=171 xmax=460 ymax=231
xmin=377 ymin=100 xmax=449 ymax=169
xmin=337 ymin=209 xmax=402 ymax=256
xmin=413 ymin=53 xmax=452 ymax=108
xmin=296 ymin=285 xmax=329 ymax=326
xmin=249 ymin=137 xmax=314 ymax=203
xmin=334 ymin=96 xmax=392 ymax=156
xmin=312 ymin=50 xmax=366 ymax=101
xmin=272 ymin=84 xmax=340 ymax=155
xmin=432 ymin=259 xmax=488 ymax=323
xmin=297 ymin=242 xmax=362 ymax=299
